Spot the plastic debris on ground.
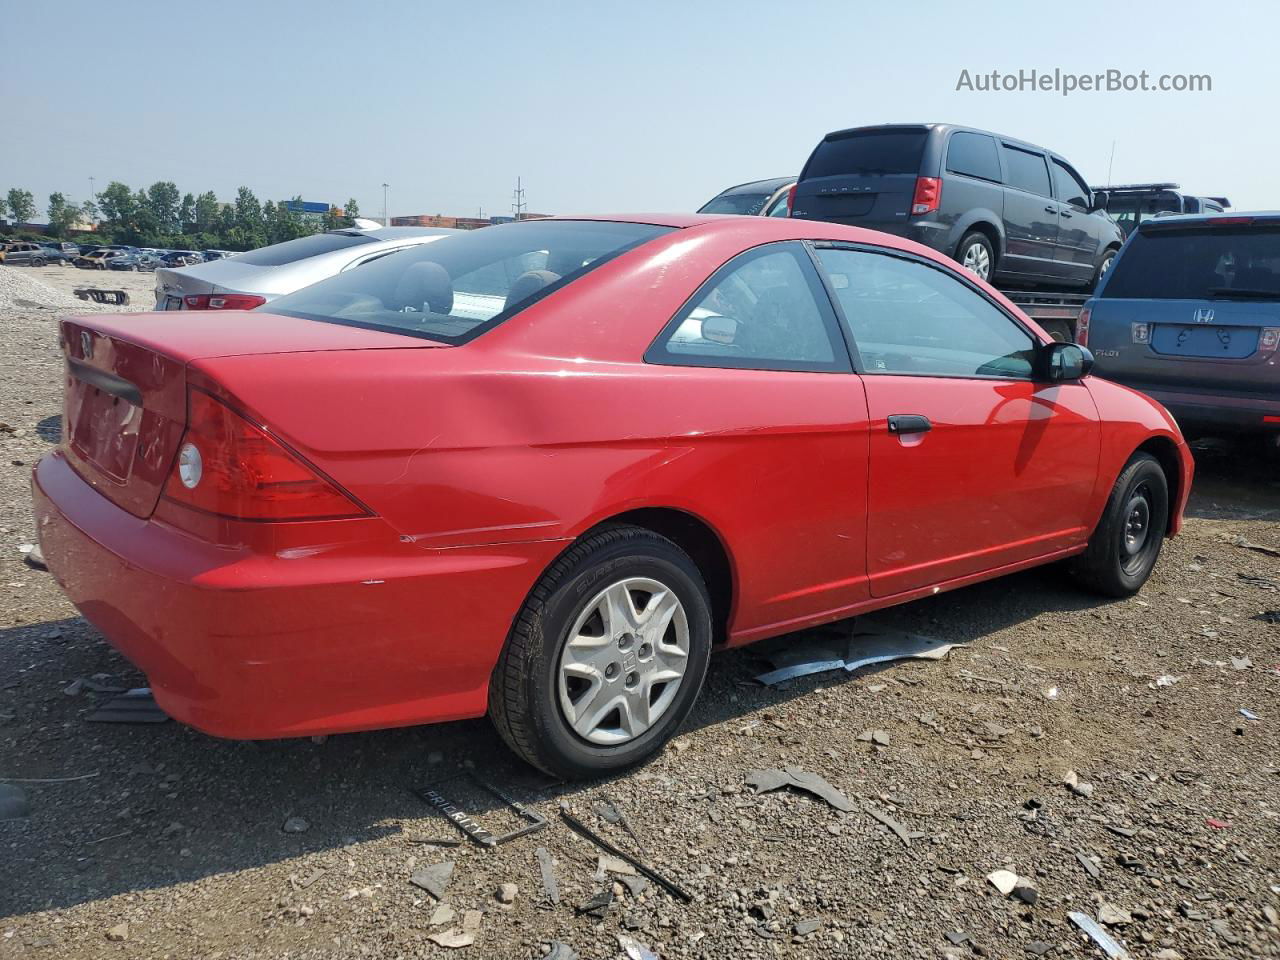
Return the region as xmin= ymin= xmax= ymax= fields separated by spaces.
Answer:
xmin=617 ymin=934 xmax=660 ymax=960
xmin=85 ymin=688 xmax=170 ymax=724
xmin=753 ymin=620 xmax=966 ymax=686
xmin=744 ymin=767 xmax=853 ymax=812
xmin=1069 ymin=910 xmax=1130 ymax=959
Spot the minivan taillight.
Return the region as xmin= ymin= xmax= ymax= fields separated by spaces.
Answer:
xmin=183 ymin=294 xmax=267 ymax=310
xmin=786 ymin=184 xmax=798 ymax=215
xmin=1075 ymin=305 xmax=1092 ymax=346
xmin=163 ymin=388 xmax=368 ymax=521
xmin=911 ymin=177 xmax=941 ymax=216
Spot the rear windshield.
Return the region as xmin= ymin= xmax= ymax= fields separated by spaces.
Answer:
xmin=264 ymin=220 xmax=674 ymax=344
xmin=235 ymin=231 xmax=376 ymax=267
xmin=697 ymin=192 xmax=773 ymax=216
xmin=802 ymin=130 xmax=927 ymax=179
xmin=1102 ymin=225 xmax=1280 ymax=300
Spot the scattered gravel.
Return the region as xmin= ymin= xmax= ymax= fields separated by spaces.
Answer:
xmin=1 ymin=264 xmax=1278 ymax=958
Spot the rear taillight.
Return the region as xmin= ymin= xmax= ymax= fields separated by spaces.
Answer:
xmin=786 ymin=184 xmax=797 ymax=215
xmin=1260 ymin=327 xmax=1280 ymax=353
xmin=910 ymin=177 xmax=941 ymax=216
xmin=183 ymin=294 xmax=267 ymax=310
xmin=163 ymin=388 xmax=368 ymax=521
xmin=1075 ymin=306 xmax=1092 ymax=346
xmin=1131 ymin=322 xmax=1151 ymax=344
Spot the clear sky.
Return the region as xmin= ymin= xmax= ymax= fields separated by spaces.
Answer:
xmin=4 ymin=0 xmax=1277 ymax=219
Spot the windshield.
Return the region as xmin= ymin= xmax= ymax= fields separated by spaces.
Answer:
xmin=263 ymin=220 xmax=674 ymax=343
xmin=1102 ymin=225 xmax=1280 ymax=299
xmin=235 ymin=231 xmax=376 ymax=267
xmin=698 ymin=192 xmax=773 ymax=216
xmin=803 ymin=129 xmax=928 ymax=179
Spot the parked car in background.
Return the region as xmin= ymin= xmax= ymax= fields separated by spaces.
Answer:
xmin=1095 ymin=183 xmax=1231 ymax=238
xmin=107 ymin=252 xmax=165 ymax=272
xmin=791 ymin=123 xmax=1125 ymax=290
xmin=74 ymin=248 xmax=127 ymax=269
xmin=202 ymin=249 xmax=236 ymax=261
xmin=160 ymin=250 xmax=203 ymax=267
xmin=1083 ymin=212 xmax=1280 ymax=458
xmin=1 ymin=242 xmax=73 ymax=266
xmin=697 ymin=177 xmax=796 ymax=217
xmin=153 ymin=226 xmax=456 ymax=310
xmin=43 ymin=241 xmax=80 ymax=256
xmin=36 ymin=215 xmax=1191 ymax=778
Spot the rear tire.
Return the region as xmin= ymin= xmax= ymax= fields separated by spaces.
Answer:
xmin=1089 ymin=249 xmax=1117 ymax=291
xmin=32 ymin=257 xmax=46 ymax=267
xmin=956 ymin=231 xmax=995 ymax=282
xmin=1070 ymin=452 xmax=1168 ymax=597
xmin=489 ymin=525 xmax=713 ymax=779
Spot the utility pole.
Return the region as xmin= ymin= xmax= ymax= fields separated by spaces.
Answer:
xmin=1106 ymin=141 xmax=1116 ymax=186
xmin=511 ymin=177 xmax=526 ymax=220
xmin=88 ymin=176 xmax=96 ymax=223
xmin=382 ymin=183 xmax=390 ymax=226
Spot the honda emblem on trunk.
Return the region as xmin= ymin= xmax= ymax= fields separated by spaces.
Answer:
xmin=80 ymin=331 xmax=93 ymax=359
xmin=1194 ymin=308 xmax=1215 ymax=324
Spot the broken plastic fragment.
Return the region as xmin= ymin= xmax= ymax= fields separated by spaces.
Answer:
xmin=1069 ymin=911 xmax=1130 ymax=959
xmin=754 ymin=622 xmax=964 ymax=685
xmin=744 ymin=767 xmax=853 ymax=811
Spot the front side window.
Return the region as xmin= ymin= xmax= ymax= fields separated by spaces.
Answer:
xmin=1051 ymin=160 xmax=1090 ymax=209
xmin=816 ymin=248 xmax=1038 ymax=379
xmin=1001 ymin=145 xmax=1052 ymax=197
xmin=266 ymin=220 xmax=672 ymax=344
xmin=946 ymin=132 xmax=1001 ymax=182
xmin=647 ymin=242 xmax=848 ymax=372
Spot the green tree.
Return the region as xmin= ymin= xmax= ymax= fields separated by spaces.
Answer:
xmin=6 ymin=188 xmax=35 ymax=226
xmin=145 ymin=181 xmax=181 ymax=235
xmin=0 ymin=191 xmax=8 ymax=222
xmin=194 ymin=191 xmax=220 ymax=232
xmin=231 ymin=186 xmax=265 ymax=248
xmin=179 ymin=193 xmax=195 ymax=231
xmin=95 ymin=181 xmax=138 ymax=231
xmin=344 ymin=198 xmax=360 ymax=223
xmin=47 ymin=193 xmax=83 ymax=237
xmin=215 ymin=205 xmax=237 ymax=246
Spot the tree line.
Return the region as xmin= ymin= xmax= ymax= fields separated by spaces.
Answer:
xmin=0 ymin=183 xmax=362 ymax=252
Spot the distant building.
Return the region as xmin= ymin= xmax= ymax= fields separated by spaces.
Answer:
xmin=280 ymin=200 xmax=338 ymax=224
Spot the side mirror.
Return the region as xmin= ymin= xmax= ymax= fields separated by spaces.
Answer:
xmin=1089 ymin=190 xmax=1109 ymax=213
xmin=1042 ymin=342 xmax=1094 ymax=381
xmin=701 ymin=314 xmax=739 ymax=345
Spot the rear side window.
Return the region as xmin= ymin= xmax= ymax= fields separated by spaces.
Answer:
xmin=235 ymin=232 xmax=377 ymax=267
xmin=816 ymin=248 xmax=1037 ymax=379
xmin=698 ymin=192 xmax=773 ymax=216
xmin=802 ymin=130 xmax=928 ymax=179
xmin=1102 ymin=226 xmax=1280 ymax=300
xmin=1001 ymin=145 xmax=1052 ymax=197
xmin=946 ymin=132 xmax=1001 ymax=182
xmin=647 ymin=242 xmax=848 ymax=372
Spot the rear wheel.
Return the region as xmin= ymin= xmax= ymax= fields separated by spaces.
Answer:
xmin=489 ymin=525 xmax=712 ymax=779
xmin=1070 ymin=452 xmax=1168 ymax=596
xmin=1090 ymin=249 xmax=1117 ymax=290
xmin=956 ymin=231 xmax=995 ymax=282
xmin=31 ymin=257 xmax=46 ymax=267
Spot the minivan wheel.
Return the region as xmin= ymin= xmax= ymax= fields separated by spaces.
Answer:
xmin=489 ymin=524 xmax=713 ymax=779
xmin=1070 ymin=452 xmax=1169 ymax=597
xmin=956 ymin=232 xmax=995 ymax=281
xmin=1090 ymin=250 xmax=1117 ymax=290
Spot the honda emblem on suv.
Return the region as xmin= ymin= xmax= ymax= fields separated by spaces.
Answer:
xmin=1194 ymin=308 xmax=1215 ymax=324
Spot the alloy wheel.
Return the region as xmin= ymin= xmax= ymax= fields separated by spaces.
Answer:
xmin=962 ymin=243 xmax=991 ymax=279
xmin=557 ymin=577 xmax=690 ymax=745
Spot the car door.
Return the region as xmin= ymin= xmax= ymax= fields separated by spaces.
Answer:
xmin=811 ymin=244 xmax=1100 ymax=597
xmin=998 ymin=144 xmax=1062 ymax=280
xmin=1050 ymin=159 xmax=1100 ymax=283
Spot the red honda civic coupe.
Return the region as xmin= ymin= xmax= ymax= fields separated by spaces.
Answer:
xmin=33 ymin=214 xmax=1193 ymax=778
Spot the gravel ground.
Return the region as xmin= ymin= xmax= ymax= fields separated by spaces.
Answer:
xmin=1 ymin=263 xmax=1278 ymax=959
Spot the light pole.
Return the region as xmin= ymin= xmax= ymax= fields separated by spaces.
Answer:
xmin=382 ymin=183 xmax=390 ymax=227
xmin=88 ymin=176 xmax=96 ymax=224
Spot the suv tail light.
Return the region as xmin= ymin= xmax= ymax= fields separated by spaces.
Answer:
xmin=911 ymin=177 xmax=941 ymax=216
xmin=1260 ymin=327 xmax=1280 ymax=353
xmin=163 ymin=388 xmax=369 ymax=521
xmin=183 ymin=293 xmax=267 ymax=310
xmin=786 ymin=183 xmax=797 ymax=216
xmin=1075 ymin=305 xmax=1092 ymax=346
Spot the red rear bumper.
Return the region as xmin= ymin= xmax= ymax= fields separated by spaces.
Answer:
xmin=32 ymin=452 xmax=564 ymax=739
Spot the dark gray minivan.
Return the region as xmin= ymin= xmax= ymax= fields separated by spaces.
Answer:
xmin=790 ymin=123 xmax=1124 ymax=290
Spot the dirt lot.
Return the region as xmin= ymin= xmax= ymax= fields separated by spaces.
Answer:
xmin=1 ymin=265 xmax=1278 ymax=960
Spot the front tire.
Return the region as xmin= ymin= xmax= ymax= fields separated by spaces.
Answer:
xmin=489 ymin=525 xmax=713 ymax=779
xmin=956 ymin=231 xmax=995 ymax=282
xmin=1070 ymin=452 xmax=1168 ymax=597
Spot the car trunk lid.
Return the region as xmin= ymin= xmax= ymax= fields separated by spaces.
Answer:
xmin=791 ymin=127 xmax=928 ymax=227
xmin=58 ymin=311 xmax=446 ymax=518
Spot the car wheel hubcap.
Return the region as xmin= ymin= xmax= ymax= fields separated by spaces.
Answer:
xmin=557 ymin=577 xmax=689 ymax=745
xmin=1101 ymin=255 xmax=1114 ymax=275
xmin=963 ymin=243 xmax=990 ymax=279
xmin=1121 ymin=483 xmax=1152 ymax=569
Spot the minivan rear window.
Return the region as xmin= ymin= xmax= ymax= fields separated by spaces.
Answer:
xmin=234 ymin=231 xmax=377 ymax=267
xmin=802 ymin=130 xmax=928 ymax=179
xmin=946 ymin=132 xmax=1001 ymax=182
xmin=1102 ymin=225 xmax=1280 ymax=300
